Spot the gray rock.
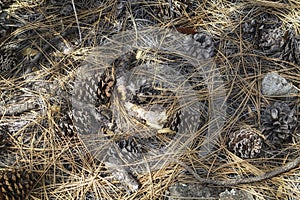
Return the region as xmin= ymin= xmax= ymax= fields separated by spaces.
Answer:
xmin=219 ymin=189 xmax=254 ymax=200
xmin=166 ymin=183 xmax=255 ymax=200
xmin=167 ymin=182 xmax=218 ymax=199
xmin=261 ymin=72 xmax=298 ymax=96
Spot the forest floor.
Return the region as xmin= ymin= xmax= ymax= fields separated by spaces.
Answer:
xmin=0 ymin=0 xmax=300 ymax=199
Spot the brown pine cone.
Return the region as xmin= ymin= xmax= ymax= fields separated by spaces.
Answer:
xmin=227 ymin=127 xmax=263 ymax=159
xmin=0 ymin=169 xmax=36 ymax=200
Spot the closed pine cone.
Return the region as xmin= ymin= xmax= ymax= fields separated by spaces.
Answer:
xmin=227 ymin=127 xmax=262 ymax=159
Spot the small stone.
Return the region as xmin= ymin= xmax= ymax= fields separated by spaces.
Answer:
xmin=167 ymin=183 xmax=255 ymax=200
xmin=261 ymin=72 xmax=298 ymax=96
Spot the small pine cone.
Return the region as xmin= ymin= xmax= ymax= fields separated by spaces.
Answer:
xmin=0 ymin=169 xmax=36 ymax=200
xmin=96 ymin=70 xmax=115 ymax=105
xmin=117 ymin=137 xmax=145 ymax=155
xmin=156 ymin=0 xmax=189 ymax=20
xmin=60 ymin=3 xmax=73 ymax=16
xmin=261 ymin=102 xmax=297 ymax=145
xmin=182 ymin=32 xmax=215 ymax=60
xmin=227 ymin=127 xmax=262 ymax=159
xmin=242 ymin=19 xmax=257 ymax=40
xmin=258 ymin=28 xmax=300 ymax=64
xmin=259 ymin=28 xmax=285 ymax=54
xmin=0 ymin=126 xmax=9 ymax=148
xmin=0 ymin=47 xmax=17 ymax=75
xmin=280 ymin=31 xmax=300 ymax=64
xmin=192 ymin=33 xmax=215 ymax=59
xmin=58 ymin=111 xmax=77 ymax=137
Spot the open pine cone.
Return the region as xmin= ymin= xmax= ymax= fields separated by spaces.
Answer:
xmin=227 ymin=127 xmax=262 ymax=159
xmin=280 ymin=31 xmax=300 ymax=64
xmin=261 ymin=102 xmax=297 ymax=146
xmin=0 ymin=169 xmax=36 ymax=200
xmin=0 ymin=47 xmax=17 ymax=75
xmin=0 ymin=126 xmax=9 ymax=148
xmin=259 ymin=28 xmax=285 ymax=54
xmin=259 ymin=28 xmax=300 ymax=64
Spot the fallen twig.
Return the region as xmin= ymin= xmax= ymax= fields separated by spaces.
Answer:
xmin=176 ymin=156 xmax=300 ymax=186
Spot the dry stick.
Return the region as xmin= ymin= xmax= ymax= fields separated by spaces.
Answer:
xmin=0 ymin=100 xmax=40 ymax=116
xmin=175 ymin=156 xmax=300 ymax=186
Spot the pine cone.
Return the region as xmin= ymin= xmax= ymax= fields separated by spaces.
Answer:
xmin=242 ymin=19 xmax=257 ymax=41
xmin=259 ymin=28 xmax=285 ymax=54
xmin=0 ymin=126 xmax=9 ymax=148
xmin=116 ymin=137 xmax=145 ymax=155
xmin=0 ymin=47 xmax=17 ymax=75
xmin=258 ymin=28 xmax=300 ymax=64
xmin=191 ymin=33 xmax=215 ymax=59
xmin=116 ymin=0 xmax=190 ymax=22
xmin=240 ymin=12 xmax=281 ymax=44
xmin=60 ymin=3 xmax=73 ymax=16
xmin=261 ymin=102 xmax=297 ymax=145
xmin=58 ymin=111 xmax=76 ymax=137
xmin=0 ymin=0 xmax=15 ymax=39
xmin=227 ymin=127 xmax=262 ymax=159
xmin=280 ymin=31 xmax=300 ymax=64
xmin=0 ymin=169 xmax=36 ymax=200
xmin=181 ymin=32 xmax=215 ymax=60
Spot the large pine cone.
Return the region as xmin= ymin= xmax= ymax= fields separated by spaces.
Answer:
xmin=261 ymin=102 xmax=297 ymax=145
xmin=227 ymin=127 xmax=262 ymax=159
